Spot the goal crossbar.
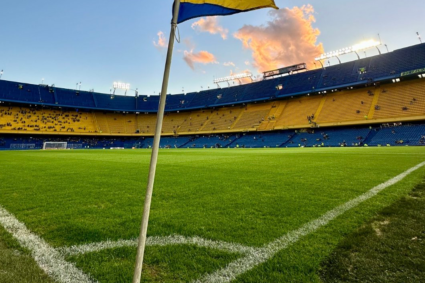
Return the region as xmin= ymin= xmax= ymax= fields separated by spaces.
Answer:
xmin=43 ymin=142 xmax=68 ymax=150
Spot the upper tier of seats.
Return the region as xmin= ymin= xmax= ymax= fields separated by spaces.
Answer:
xmin=0 ymin=44 xmax=424 ymax=112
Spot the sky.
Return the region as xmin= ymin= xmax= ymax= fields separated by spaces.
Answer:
xmin=0 ymin=0 xmax=424 ymax=96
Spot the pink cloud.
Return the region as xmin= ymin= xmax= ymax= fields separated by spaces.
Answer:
xmin=191 ymin=17 xmax=229 ymax=39
xmin=234 ymin=5 xmax=324 ymax=72
xmin=183 ymin=38 xmax=196 ymax=50
xmin=183 ymin=50 xmax=218 ymax=70
xmin=153 ymin=31 xmax=167 ymax=50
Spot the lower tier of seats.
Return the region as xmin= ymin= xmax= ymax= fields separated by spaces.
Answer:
xmin=1 ymin=123 xmax=423 ymax=150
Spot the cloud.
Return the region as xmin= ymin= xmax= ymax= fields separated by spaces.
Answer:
xmin=234 ymin=5 xmax=324 ymax=72
xmin=244 ymin=61 xmax=251 ymax=66
xmin=191 ymin=17 xmax=229 ymax=39
xmin=183 ymin=50 xmax=218 ymax=70
xmin=223 ymin=61 xmax=235 ymax=67
xmin=153 ymin=31 xmax=167 ymax=50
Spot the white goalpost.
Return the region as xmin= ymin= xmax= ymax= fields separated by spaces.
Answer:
xmin=42 ymin=142 xmax=68 ymax=150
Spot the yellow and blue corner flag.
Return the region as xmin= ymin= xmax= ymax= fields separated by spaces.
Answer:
xmin=175 ymin=0 xmax=278 ymax=24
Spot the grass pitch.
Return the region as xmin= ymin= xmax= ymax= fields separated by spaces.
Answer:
xmin=1 ymin=147 xmax=424 ymax=282
xmin=320 ymin=180 xmax=425 ymax=283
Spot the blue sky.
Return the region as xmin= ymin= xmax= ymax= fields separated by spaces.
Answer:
xmin=0 ymin=0 xmax=423 ymax=96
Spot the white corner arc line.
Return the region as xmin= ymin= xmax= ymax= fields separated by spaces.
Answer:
xmin=146 ymin=235 xmax=255 ymax=255
xmin=194 ymin=161 xmax=425 ymax=283
xmin=58 ymin=239 xmax=138 ymax=257
xmin=59 ymin=235 xmax=256 ymax=257
xmin=0 ymin=206 xmax=95 ymax=283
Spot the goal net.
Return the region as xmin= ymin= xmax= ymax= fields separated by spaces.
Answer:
xmin=43 ymin=142 xmax=68 ymax=150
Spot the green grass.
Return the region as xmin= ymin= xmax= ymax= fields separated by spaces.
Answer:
xmin=0 ymin=225 xmax=55 ymax=283
xmin=68 ymin=246 xmax=240 ymax=283
xmin=319 ymin=178 xmax=425 ymax=283
xmin=1 ymin=147 xmax=425 ymax=282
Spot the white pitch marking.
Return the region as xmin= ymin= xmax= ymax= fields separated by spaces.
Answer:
xmin=0 ymin=205 xmax=95 ymax=283
xmin=193 ymin=161 xmax=425 ymax=283
xmin=58 ymin=239 xmax=138 ymax=257
xmin=59 ymin=235 xmax=256 ymax=257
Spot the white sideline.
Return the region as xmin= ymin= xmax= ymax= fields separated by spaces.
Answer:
xmin=59 ymin=235 xmax=256 ymax=257
xmin=0 ymin=205 xmax=95 ymax=283
xmin=193 ymin=161 xmax=425 ymax=283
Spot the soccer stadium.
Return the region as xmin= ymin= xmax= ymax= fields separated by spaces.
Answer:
xmin=1 ymin=1 xmax=425 ymax=283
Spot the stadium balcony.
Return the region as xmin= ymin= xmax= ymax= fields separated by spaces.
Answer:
xmin=56 ymin=88 xmax=96 ymax=108
xmin=185 ymin=89 xmax=220 ymax=109
xmin=137 ymin=95 xmax=159 ymax=112
xmin=95 ymin=93 xmax=136 ymax=111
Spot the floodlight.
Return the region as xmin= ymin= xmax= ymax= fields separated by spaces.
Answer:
xmin=315 ymin=39 xmax=381 ymax=61
xmin=352 ymin=40 xmax=380 ymax=52
xmin=213 ymin=72 xmax=252 ymax=85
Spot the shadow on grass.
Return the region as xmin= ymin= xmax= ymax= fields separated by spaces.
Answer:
xmin=0 ymin=225 xmax=55 ymax=283
xmin=67 ymin=245 xmax=240 ymax=283
xmin=319 ymin=180 xmax=425 ymax=283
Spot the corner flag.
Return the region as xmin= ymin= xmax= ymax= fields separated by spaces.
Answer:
xmin=176 ymin=0 xmax=278 ymax=23
xmin=133 ymin=1 xmax=278 ymax=282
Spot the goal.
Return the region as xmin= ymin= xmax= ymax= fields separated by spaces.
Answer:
xmin=42 ymin=142 xmax=68 ymax=150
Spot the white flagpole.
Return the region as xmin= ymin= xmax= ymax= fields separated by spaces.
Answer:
xmin=132 ymin=1 xmax=181 ymax=282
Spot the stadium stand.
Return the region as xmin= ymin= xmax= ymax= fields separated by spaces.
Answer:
xmin=316 ymin=88 xmax=375 ymax=124
xmin=274 ymin=95 xmax=323 ymax=128
xmin=1 ymin=43 xmax=425 ymax=149
xmin=0 ymin=105 xmax=97 ymax=134
xmin=0 ymin=122 xmax=425 ymax=150
xmin=372 ymin=80 xmax=425 ymax=119
xmin=232 ymin=131 xmax=292 ymax=148
xmin=367 ymin=124 xmax=425 ymax=146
